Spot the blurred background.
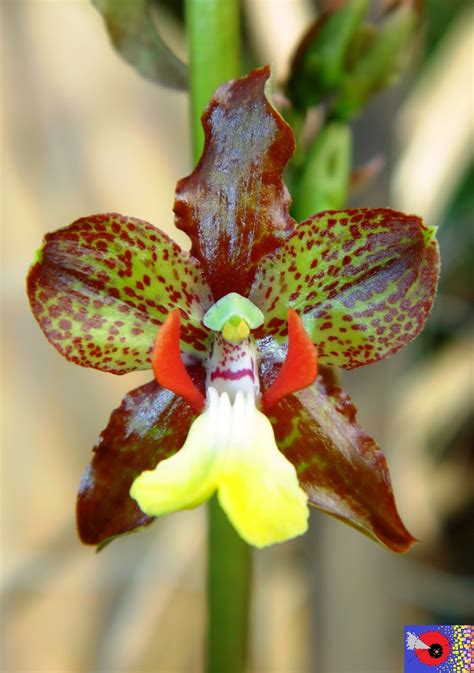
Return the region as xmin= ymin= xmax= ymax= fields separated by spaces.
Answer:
xmin=1 ymin=1 xmax=473 ymax=672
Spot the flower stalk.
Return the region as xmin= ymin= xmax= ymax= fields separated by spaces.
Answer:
xmin=185 ymin=0 xmax=240 ymax=158
xmin=184 ymin=1 xmax=251 ymax=672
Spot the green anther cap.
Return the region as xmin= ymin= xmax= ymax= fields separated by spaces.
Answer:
xmin=203 ymin=292 xmax=264 ymax=332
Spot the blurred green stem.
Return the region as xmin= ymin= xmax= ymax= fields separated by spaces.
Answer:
xmin=184 ymin=3 xmax=251 ymax=673
xmin=206 ymin=496 xmax=252 ymax=673
xmin=292 ymin=122 xmax=352 ymax=220
xmin=185 ymin=0 xmax=240 ymax=158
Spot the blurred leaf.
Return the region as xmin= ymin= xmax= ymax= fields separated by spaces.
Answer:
xmin=287 ymin=1 xmax=418 ymax=119
xmin=333 ymin=5 xmax=418 ymax=119
xmin=349 ymin=155 xmax=385 ymax=195
xmin=383 ymin=0 xmax=425 ymax=15
xmin=287 ymin=0 xmax=368 ymax=110
xmin=291 ymin=122 xmax=352 ymax=220
xmin=92 ymin=0 xmax=187 ymax=88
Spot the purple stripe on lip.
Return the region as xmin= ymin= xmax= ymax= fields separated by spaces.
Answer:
xmin=210 ymin=367 xmax=255 ymax=382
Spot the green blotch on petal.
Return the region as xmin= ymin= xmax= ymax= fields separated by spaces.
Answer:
xmin=422 ymin=224 xmax=438 ymax=245
xmin=31 ymin=246 xmax=43 ymax=267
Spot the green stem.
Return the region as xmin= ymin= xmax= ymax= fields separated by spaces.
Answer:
xmin=185 ymin=0 xmax=240 ymax=161
xmin=292 ymin=122 xmax=352 ymax=220
xmin=184 ymin=3 xmax=251 ymax=673
xmin=206 ymin=496 xmax=252 ymax=673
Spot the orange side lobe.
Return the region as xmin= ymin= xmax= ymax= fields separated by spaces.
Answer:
xmin=152 ymin=309 xmax=205 ymax=412
xmin=263 ymin=309 xmax=318 ymax=413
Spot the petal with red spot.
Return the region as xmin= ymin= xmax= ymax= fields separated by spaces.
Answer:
xmin=28 ymin=213 xmax=213 ymax=375
xmin=251 ymin=208 xmax=439 ymax=369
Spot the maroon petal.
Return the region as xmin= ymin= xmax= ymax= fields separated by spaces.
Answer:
xmin=77 ymin=366 xmax=205 ymax=548
xmin=174 ymin=66 xmax=296 ymax=300
xmin=262 ymin=366 xmax=416 ymax=552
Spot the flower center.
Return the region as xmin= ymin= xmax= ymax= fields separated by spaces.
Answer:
xmin=203 ymin=293 xmax=264 ymax=401
xmin=206 ymin=334 xmax=259 ymax=402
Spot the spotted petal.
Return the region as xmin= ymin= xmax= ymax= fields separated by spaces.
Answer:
xmin=27 ymin=214 xmax=213 ymax=374
xmin=250 ymin=208 xmax=439 ymax=369
xmin=265 ymin=372 xmax=415 ymax=552
xmin=174 ymin=66 xmax=296 ymax=300
xmin=77 ymin=369 xmax=204 ymax=547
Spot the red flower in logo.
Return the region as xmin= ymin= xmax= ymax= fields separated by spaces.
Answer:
xmin=415 ymin=630 xmax=451 ymax=666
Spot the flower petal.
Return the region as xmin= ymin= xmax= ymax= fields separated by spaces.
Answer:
xmin=174 ymin=66 xmax=296 ymax=300
xmin=251 ymin=208 xmax=439 ymax=369
xmin=130 ymin=394 xmax=220 ymax=517
xmin=129 ymin=387 xmax=237 ymax=517
xmin=217 ymin=391 xmax=308 ymax=548
xmin=28 ymin=213 xmax=213 ymax=374
xmin=131 ymin=388 xmax=308 ymax=548
xmin=263 ymin=369 xmax=416 ymax=552
xmin=262 ymin=309 xmax=318 ymax=413
xmin=77 ymin=367 xmax=204 ymax=547
xmin=152 ymin=309 xmax=205 ymax=412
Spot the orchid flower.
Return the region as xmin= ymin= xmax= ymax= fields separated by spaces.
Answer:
xmin=27 ymin=67 xmax=439 ymax=550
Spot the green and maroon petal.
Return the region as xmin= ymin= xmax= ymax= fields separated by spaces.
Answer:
xmin=174 ymin=66 xmax=296 ymax=300
xmin=251 ymin=208 xmax=439 ymax=369
xmin=77 ymin=365 xmax=205 ymax=547
xmin=264 ymin=372 xmax=415 ymax=552
xmin=27 ymin=213 xmax=213 ymax=374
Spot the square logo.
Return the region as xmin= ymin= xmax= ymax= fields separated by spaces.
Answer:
xmin=404 ymin=625 xmax=473 ymax=672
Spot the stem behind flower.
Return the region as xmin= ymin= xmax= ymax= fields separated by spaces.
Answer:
xmin=184 ymin=2 xmax=250 ymax=672
xmin=185 ymin=0 xmax=240 ymax=159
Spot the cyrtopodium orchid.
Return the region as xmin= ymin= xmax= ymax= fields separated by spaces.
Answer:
xmin=27 ymin=67 xmax=439 ymax=550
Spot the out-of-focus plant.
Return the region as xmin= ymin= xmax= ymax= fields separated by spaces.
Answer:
xmin=284 ymin=0 xmax=421 ymax=220
xmin=26 ymin=1 xmax=439 ymax=671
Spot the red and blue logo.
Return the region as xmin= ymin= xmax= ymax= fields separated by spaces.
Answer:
xmin=404 ymin=625 xmax=472 ymax=672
